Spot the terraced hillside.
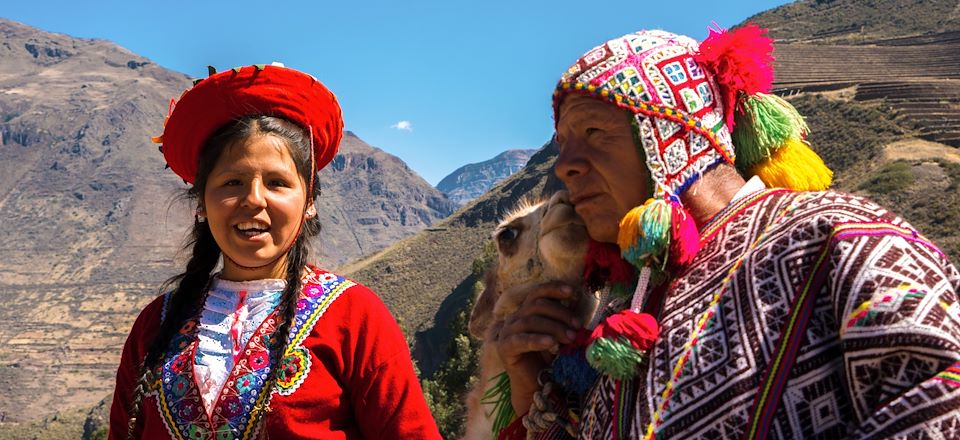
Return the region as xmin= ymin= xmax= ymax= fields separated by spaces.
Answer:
xmin=772 ymin=32 xmax=960 ymax=147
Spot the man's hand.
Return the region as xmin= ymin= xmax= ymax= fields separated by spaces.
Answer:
xmin=495 ymin=281 xmax=583 ymax=415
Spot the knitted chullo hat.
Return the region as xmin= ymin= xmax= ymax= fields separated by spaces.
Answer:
xmin=553 ymin=25 xmax=833 ymax=379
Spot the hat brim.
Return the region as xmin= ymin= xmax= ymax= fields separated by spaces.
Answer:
xmin=161 ymin=65 xmax=343 ymax=184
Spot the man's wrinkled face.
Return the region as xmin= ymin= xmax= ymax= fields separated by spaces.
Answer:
xmin=555 ymin=94 xmax=650 ymax=244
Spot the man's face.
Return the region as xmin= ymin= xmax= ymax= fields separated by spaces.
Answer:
xmin=555 ymin=94 xmax=650 ymax=244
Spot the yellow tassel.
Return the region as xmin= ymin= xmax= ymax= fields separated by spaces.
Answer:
xmin=617 ymin=201 xmax=650 ymax=252
xmin=749 ymin=138 xmax=833 ymax=191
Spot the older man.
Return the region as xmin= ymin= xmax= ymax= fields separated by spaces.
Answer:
xmin=495 ymin=27 xmax=960 ymax=439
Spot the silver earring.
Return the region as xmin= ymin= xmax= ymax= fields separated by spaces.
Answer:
xmin=196 ymin=207 xmax=206 ymax=223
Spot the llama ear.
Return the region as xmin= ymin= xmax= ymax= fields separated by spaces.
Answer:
xmin=468 ymin=269 xmax=499 ymax=340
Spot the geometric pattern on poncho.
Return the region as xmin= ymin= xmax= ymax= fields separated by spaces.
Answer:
xmin=568 ymin=190 xmax=960 ymax=440
xmin=554 ymin=30 xmax=735 ymax=196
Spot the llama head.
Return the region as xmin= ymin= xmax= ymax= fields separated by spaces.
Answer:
xmin=469 ymin=190 xmax=589 ymax=339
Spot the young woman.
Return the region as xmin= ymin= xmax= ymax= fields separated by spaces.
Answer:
xmin=108 ymin=64 xmax=441 ymax=439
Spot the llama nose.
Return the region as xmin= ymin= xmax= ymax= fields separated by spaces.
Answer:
xmin=549 ymin=190 xmax=572 ymax=207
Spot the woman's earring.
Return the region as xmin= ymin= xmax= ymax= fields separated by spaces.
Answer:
xmin=306 ymin=206 xmax=317 ymax=218
xmin=196 ymin=207 xmax=206 ymax=223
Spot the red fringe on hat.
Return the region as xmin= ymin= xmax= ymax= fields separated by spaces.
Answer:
xmin=695 ymin=23 xmax=775 ymax=131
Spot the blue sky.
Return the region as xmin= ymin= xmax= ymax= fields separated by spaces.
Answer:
xmin=3 ymin=0 xmax=789 ymax=185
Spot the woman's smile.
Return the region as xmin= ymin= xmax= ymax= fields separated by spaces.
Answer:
xmin=202 ymin=134 xmax=311 ymax=281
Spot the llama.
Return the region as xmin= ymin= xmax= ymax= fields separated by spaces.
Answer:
xmin=463 ymin=190 xmax=594 ymax=439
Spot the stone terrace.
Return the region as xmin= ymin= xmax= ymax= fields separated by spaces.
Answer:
xmin=772 ymin=32 xmax=960 ymax=147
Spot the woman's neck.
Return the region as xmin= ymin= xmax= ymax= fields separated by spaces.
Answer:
xmin=220 ymin=256 xmax=288 ymax=282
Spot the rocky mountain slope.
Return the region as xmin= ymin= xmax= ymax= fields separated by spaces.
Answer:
xmin=0 ymin=18 xmax=453 ymax=424
xmin=436 ymin=148 xmax=536 ymax=205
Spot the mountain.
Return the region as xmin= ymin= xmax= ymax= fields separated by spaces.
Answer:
xmin=747 ymin=0 xmax=960 ymax=43
xmin=0 ymin=18 xmax=453 ymax=424
xmin=751 ymin=0 xmax=960 ymax=148
xmin=436 ymin=149 xmax=536 ymax=205
xmin=343 ymin=140 xmax=562 ymax=373
xmin=320 ymin=132 xmax=457 ymax=264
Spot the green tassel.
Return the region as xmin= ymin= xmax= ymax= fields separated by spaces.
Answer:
xmin=586 ymin=337 xmax=644 ymax=380
xmin=481 ymin=371 xmax=516 ymax=435
xmin=618 ymin=198 xmax=671 ymax=269
xmin=733 ymin=93 xmax=809 ymax=173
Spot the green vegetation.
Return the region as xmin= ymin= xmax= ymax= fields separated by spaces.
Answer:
xmin=858 ymin=161 xmax=914 ymax=194
xmin=789 ymin=94 xmax=905 ymax=176
xmin=420 ymin=241 xmax=495 ymax=438
xmin=858 ymin=159 xmax=960 ymax=259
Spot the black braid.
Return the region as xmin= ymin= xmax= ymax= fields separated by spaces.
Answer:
xmin=247 ymin=236 xmax=307 ymax=435
xmin=127 ymin=222 xmax=220 ymax=439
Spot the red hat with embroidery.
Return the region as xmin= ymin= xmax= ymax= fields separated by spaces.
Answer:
xmin=154 ymin=63 xmax=343 ymax=184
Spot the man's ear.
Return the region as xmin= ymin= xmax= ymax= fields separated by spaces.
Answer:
xmin=468 ymin=268 xmax=499 ymax=340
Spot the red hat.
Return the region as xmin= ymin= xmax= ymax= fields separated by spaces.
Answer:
xmin=157 ymin=64 xmax=343 ymax=184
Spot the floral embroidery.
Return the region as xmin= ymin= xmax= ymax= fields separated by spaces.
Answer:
xmin=151 ymin=268 xmax=354 ymax=439
xmin=248 ymin=351 xmax=269 ymax=370
xmin=274 ymin=271 xmax=354 ymax=396
xmin=236 ymin=373 xmax=258 ymax=394
xmin=276 ymin=348 xmax=308 ymax=389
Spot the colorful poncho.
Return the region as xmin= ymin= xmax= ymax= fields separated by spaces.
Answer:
xmin=524 ymin=189 xmax=960 ymax=439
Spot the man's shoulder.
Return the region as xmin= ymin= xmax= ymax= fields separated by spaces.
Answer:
xmin=762 ymin=189 xmax=949 ymax=259
xmin=769 ymin=189 xmax=908 ymax=229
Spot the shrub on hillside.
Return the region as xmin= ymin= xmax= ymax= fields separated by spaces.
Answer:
xmin=421 ymin=242 xmax=494 ymax=438
xmin=857 ymin=161 xmax=914 ymax=194
xmin=790 ymin=94 xmax=905 ymax=175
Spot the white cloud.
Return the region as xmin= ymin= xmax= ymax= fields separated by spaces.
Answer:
xmin=391 ymin=120 xmax=413 ymax=132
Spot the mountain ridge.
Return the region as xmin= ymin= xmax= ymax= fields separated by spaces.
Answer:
xmin=436 ymin=148 xmax=536 ymax=206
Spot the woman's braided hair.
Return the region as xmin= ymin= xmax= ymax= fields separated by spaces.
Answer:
xmin=126 ymin=116 xmax=322 ymax=438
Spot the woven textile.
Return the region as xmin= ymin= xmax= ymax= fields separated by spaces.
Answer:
xmin=554 ymin=30 xmax=735 ymax=196
xmin=194 ymin=277 xmax=284 ymax=414
xmin=544 ymin=190 xmax=960 ymax=439
xmin=110 ymin=267 xmax=442 ymax=439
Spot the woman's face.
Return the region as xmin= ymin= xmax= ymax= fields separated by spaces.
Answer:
xmin=202 ymin=133 xmax=313 ymax=281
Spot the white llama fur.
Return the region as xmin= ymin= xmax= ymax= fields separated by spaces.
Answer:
xmin=462 ymin=191 xmax=594 ymax=439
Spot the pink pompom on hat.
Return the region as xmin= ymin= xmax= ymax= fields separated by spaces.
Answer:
xmin=552 ymin=24 xmax=833 ymax=380
xmin=554 ymin=29 xmax=740 ymax=196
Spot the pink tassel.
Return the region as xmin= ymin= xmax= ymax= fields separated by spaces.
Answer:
xmin=694 ymin=23 xmax=775 ymax=130
xmin=668 ymin=200 xmax=701 ymax=268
